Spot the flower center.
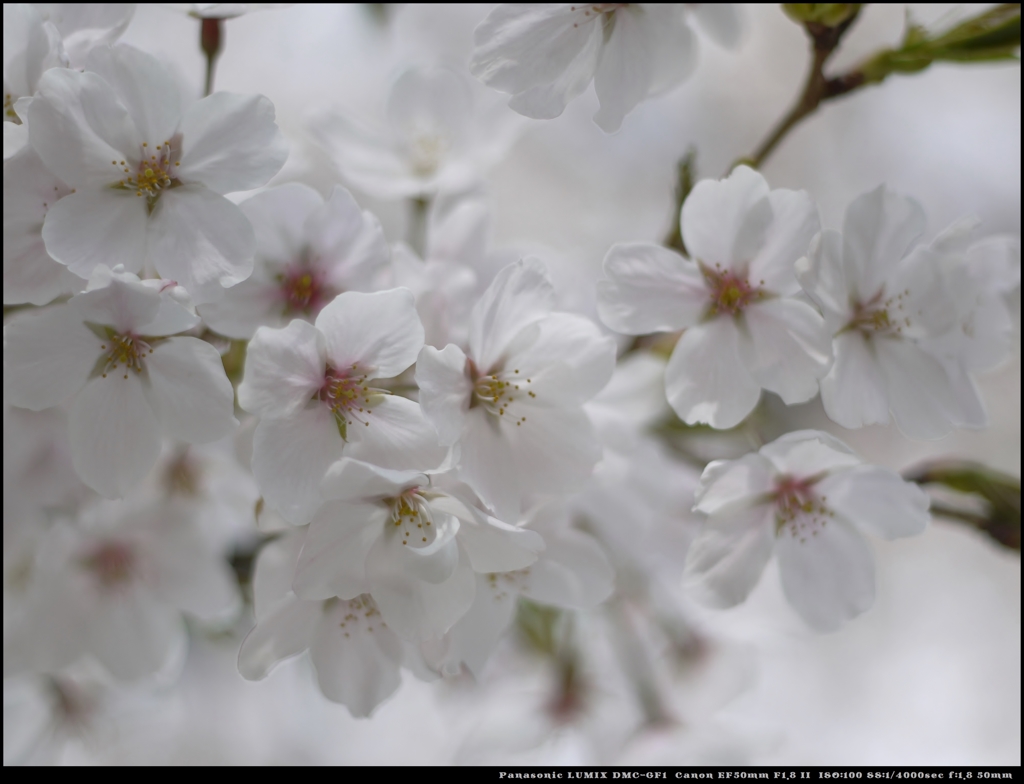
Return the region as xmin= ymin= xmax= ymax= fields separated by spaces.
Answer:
xmin=96 ymin=329 xmax=153 ymax=380
xmin=276 ymin=260 xmax=337 ymax=317
xmin=409 ymin=132 xmax=447 ymax=177
xmin=772 ymin=475 xmax=834 ymax=542
xmin=82 ymin=540 xmax=136 ymax=589
xmin=701 ymin=263 xmax=764 ymax=317
xmin=843 ymin=287 xmax=913 ymax=338
xmin=110 ymin=139 xmax=181 ymax=210
xmin=469 ymin=360 xmax=532 ymax=426
xmin=387 ymin=489 xmax=435 ymax=548
xmin=333 ymin=594 xmax=386 ymax=637
xmin=318 ymin=366 xmax=387 ymax=441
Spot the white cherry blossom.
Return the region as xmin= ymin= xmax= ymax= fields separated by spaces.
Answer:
xmin=4 ymin=266 xmax=237 ymax=498
xmin=598 ymin=165 xmax=832 ymax=429
xmin=417 ymin=257 xmax=616 ymax=521
xmin=199 ymin=183 xmax=390 ymax=339
xmin=795 ymin=185 xmax=988 ymax=439
xmin=470 ymin=4 xmax=740 ymax=133
xmin=684 ymin=430 xmax=930 ymax=631
xmin=238 ymin=532 xmax=411 ymax=718
xmin=3 ymin=144 xmax=83 ymax=305
xmin=36 ymin=4 xmax=135 ymax=66
xmin=311 ymin=65 xmax=522 ymax=200
xmin=4 ymin=497 xmax=240 ymax=680
xmin=237 ymin=288 xmax=445 ymax=525
xmin=27 ymin=44 xmax=287 ymax=303
xmin=292 ymin=457 xmax=544 ymax=642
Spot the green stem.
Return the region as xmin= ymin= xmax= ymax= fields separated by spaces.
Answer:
xmin=201 ymin=17 xmax=223 ymax=97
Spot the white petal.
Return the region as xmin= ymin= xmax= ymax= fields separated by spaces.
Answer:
xmin=875 ymin=339 xmax=959 ymax=439
xmin=251 ymin=406 xmax=341 ymax=525
xmin=521 ymin=527 xmax=613 ymax=609
xmin=507 ymin=312 xmax=616 ymax=402
xmin=683 ymin=504 xmax=776 ymax=609
xmin=314 ymin=289 xmax=423 ymax=378
xmin=469 ymin=257 xmax=555 ymax=372
xmin=841 ymin=185 xmax=926 ymax=300
xmin=428 ymin=199 xmax=490 ymax=266
xmin=3 ymin=303 xmax=99 ymax=410
xmin=820 ymin=331 xmax=890 ymax=430
xmin=386 ymin=66 xmax=471 ymax=143
xmin=368 ymin=542 xmax=475 ymax=640
xmin=776 ymin=517 xmax=875 ymax=632
xmin=147 ymin=184 xmax=255 ymax=304
xmin=741 ymin=298 xmax=832 ymax=405
xmin=445 ymin=573 xmax=518 ymax=677
xmin=310 ymin=603 xmax=402 ymax=716
xmin=665 ymin=318 xmax=760 ymax=429
xmin=390 ymin=512 xmax=462 ymax=585
xmin=144 ymin=336 xmax=237 ymax=443
xmin=240 ymin=182 xmax=323 ymax=264
xmin=237 ymin=595 xmax=321 ymax=680
xmin=511 ymin=402 xmax=602 ymax=496
xmin=238 ymin=319 xmax=326 ymax=418
xmin=88 ymin=589 xmax=184 ymax=679
xmin=819 ymin=466 xmax=930 ymax=540
xmin=2 ymin=146 xmax=81 ymax=306
xmin=644 ymin=4 xmax=698 ymax=94
xmin=759 ymin=430 xmax=861 ymax=477
xmin=458 ymin=407 xmax=521 ymax=521
xmin=694 ymin=452 xmax=775 ymax=515
xmin=682 ymin=165 xmax=772 ymax=271
xmin=177 ymin=92 xmax=287 ymax=194
xmin=306 ymin=185 xmax=390 ymax=290
xmin=347 ymin=394 xmax=447 ymax=472
xmin=27 ymin=68 xmax=140 ymax=187
xmin=748 ymin=188 xmax=819 ymax=295
xmin=597 ymin=242 xmax=707 ymax=334
xmin=41 ymin=188 xmax=148 ymax=279
xmin=320 ymin=457 xmax=426 ymax=503
xmin=294 ymin=501 xmax=383 ymax=600
xmin=68 ymin=373 xmax=161 ymax=498
xmin=593 ymin=7 xmax=656 ymax=133
xmin=252 ymin=533 xmax=304 ymax=620
xmin=795 ymin=229 xmax=849 ymax=329
xmin=472 ymin=4 xmax=601 ymax=94
xmin=457 ymin=515 xmax=544 ymax=574
xmin=77 ymin=267 xmax=160 ymax=332
xmin=196 ymin=276 xmax=281 ymax=340
xmin=416 ymin=344 xmax=472 ymax=446
xmin=83 ymin=44 xmax=181 ymax=145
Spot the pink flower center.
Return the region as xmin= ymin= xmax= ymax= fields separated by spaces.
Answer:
xmin=772 ymin=475 xmax=834 ymax=541
xmin=82 ymin=540 xmax=136 ymax=589
xmin=701 ymin=264 xmax=763 ymax=317
xmin=318 ymin=366 xmax=385 ymax=440
xmin=277 ymin=263 xmax=337 ymax=317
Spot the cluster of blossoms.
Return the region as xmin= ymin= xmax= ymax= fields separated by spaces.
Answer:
xmin=3 ymin=1 xmax=1020 ymax=758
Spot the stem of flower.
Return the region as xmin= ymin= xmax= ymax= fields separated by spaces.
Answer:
xmin=739 ymin=13 xmax=865 ymax=171
xmin=201 ymin=17 xmax=224 ymax=97
xmin=407 ymin=196 xmax=431 ymax=258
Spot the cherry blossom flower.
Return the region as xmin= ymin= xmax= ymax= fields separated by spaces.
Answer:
xmin=310 ymin=65 xmax=522 ymax=200
xmin=4 ymin=497 xmax=240 ymax=680
xmin=470 ymin=4 xmax=740 ymax=133
xmin=598 ymin=165 xmax=832 ymax=429
xmin=27 ymin=44 xmax=287 ymax=303
xmin=36 ymin=4 xmax=135 ymax=65
xmin=237 ymin=532 xmax=415 ymax=718
xmin=684 ymin=430 xmax=930 ymax=631
xmin=237 ymin=288 xmax=445 ymax=525
xmin=3 ymin=145 xmax=83 ymax=306
xmin=198 ymin=183 xmax=390 ymax=339
xmin=435 ymin=500 xmax=613 ymax=677
xmin=3 ymin=3 xmax=67 ymax=158
xmin=417 ymin=257 xmax=616 ymax=521
xmin=4 ymin=266 xmax=237 ymax=498
xmin=292 ymin=457 xmax=544 ymax=642
xmin=795 ymin=185 xmax=996 ymax=439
